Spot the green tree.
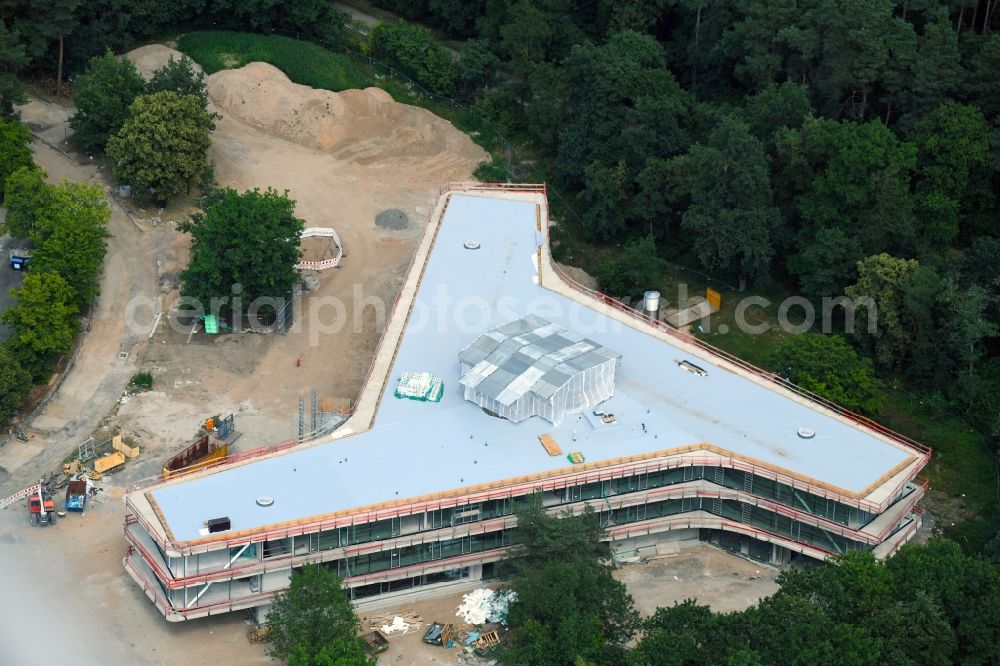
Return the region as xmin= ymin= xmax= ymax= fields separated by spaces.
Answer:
xmin=29 ymin=181 xmax=111 ymax=307
xmin=1 ymin=271 xmax=78 ymax=377
xmin=788 ymin=226 xmax=863 ymax=298
xmin=147 ymin=55 xmax=208 ymax=108
xmin=369 ymin=21 xmax=458 ymax=95
xmin=810 ymin=0 xmax=916 ymax=120
xmin=69 ymin=50 xmax=147 ymax=151
xmin=3 ymin=165 xmax=50 ymax=239
xmin=0 ymin=21 xmax=28 ymax=118
xmin=106 ymin=91 xmax=214 ymax=203
xmin=0 ymin=348 xmax=32 ymax=425
xmin=179 ymin=187 xmax=303 ymax=322
xmin=769 ymin=333 xmax=883 ymax=415
xmin=499 ymin=498 xmax=640 ymax=666
xmin=457 ymin=39 xmax=498 ymax=97
xmin=947 ymin=285 xmax=998 ymax=408
xmin=595 ymin=235 xmax=660 ymax=300
xmin=910 ymin=101 xmax=990 ymax=248
xmin=265 ymin=565 xmax=373 ymax=666
xmin=679 ymin=116 xmax=780 ymax=286
xmin=775 ymin=118 xmax=917 ymax=258
xmin=0 ymin=117 xmax=33 ymax=203
xmin=742 ymin=82 xmax=813 ymax=150
xmin=845 ymin=253 xmax=920 ymax=370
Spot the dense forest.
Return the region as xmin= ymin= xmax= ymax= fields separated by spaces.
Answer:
xmin=1 ymin=0 xmax=998 ymax=535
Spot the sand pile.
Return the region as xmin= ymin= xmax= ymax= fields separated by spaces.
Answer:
xmin=205 ymin=62 xmax=485 ymax=170
xmin=126 ymin=44 xmax=203 ymax=81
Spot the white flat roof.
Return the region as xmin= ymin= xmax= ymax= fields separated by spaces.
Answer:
xmin=147 ymin=193 xmax=916 ymax=543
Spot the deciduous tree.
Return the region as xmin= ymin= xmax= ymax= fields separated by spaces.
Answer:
xmin=179 ymin=187 xmax=303 ymax=322
xmin=0 ymin=348 xmax=32 ymax=425
xmin=769 ymin=333 xmax=882 ymax=414
xmin=265 ymin=565 xmax=373 ymax=666
xmin=845 ymin=253 xmax=920 ymax=370
xmin=69 ymin=50 xmax=146 ymax=151
xmin=1 ymin=271 xmax=78 ymax=377
xmin=106 ymin=91 xmax=214 ymax=203
xmin=29 ymin=181 xmax=111 ymax=307
xmin=147 ymin=55 xmax=209 ymax=108
xmin=0 ymin=118 xmax=33 ymax=203
xmin=679 ymin=116 xmax=780 ymax=286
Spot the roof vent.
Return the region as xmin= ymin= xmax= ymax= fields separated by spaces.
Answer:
xmin=797 ymin=427 xmax=816 ymax=439
xmin=256 ymin=496 xmax=274 ymax=507
xmin=464 ymin=240 xmax=481 ymax=250
xmin=206 ymin=516 xmax=231 ymax=533
xmin=676 ymin=359 xmax=708 ymax=377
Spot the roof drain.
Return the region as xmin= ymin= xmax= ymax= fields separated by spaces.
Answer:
xmin=256 ymin=496 xmax=274 ymax=507
xmin=464 ymin=240 xmax=481 ymax=250
xmin=797 ymin=427 xmax=816 ymax=440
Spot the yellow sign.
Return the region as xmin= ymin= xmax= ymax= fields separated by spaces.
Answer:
xmin=706 ymin=287 xmax=722 ymax=310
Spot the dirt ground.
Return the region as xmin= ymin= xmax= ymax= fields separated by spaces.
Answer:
xmin=2 ymin=46 xmax=485 ymax=486
xmin=358 ymin=543 xmax=779 ymax=665
xmin=614 ymin=543 xmax=780 ymax=616
xmin=108 ymin=48 xmax=486 ymax=460
xmin=0 ymin=45 xmax=781 ymax=666
xmin=0 ymin=486 xmax=273 ymax=666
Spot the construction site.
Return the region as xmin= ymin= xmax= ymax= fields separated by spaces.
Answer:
xmin=0 ymin=45 xmax=931 ymax=666
xmin=120 ymin=186 xmax=928 ymax=627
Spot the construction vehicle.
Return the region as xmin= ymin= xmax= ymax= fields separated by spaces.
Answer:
xmin=0 ymin=480 xmax=57 ymax=526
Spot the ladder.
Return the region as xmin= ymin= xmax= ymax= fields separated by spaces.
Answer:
xmin=0 ymin=482 xmax=42 ymax=510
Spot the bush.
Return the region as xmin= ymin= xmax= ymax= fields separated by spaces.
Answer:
xmin=129 ymin=371 xmax=153 ymax=390
xmin=107 ymin=91 xmax=215 ymax=204
xmin=595 ymin=236 xmax=661 ymax=301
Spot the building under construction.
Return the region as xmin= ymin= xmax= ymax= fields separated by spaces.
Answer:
xmin=123 ymin=184 xmax=929 ymax=622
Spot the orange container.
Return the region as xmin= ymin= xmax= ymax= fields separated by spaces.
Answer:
xmin=204 ymin=418 xmax=214 ymax=431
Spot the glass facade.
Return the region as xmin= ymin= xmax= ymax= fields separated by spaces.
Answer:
xmin=257 ymin=464 xmax=885 ymax=564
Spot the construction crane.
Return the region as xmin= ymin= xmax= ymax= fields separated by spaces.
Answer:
xmin=0 ymin=480 xmax=56 ymax=526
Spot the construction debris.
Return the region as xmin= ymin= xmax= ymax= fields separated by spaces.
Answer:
xmin=380 ymin=616 xmax=411 ymax=635
xmin=456 ymin=588 xmax=515 ymax=625
xmin=366 ymin=609 xmax=422 ymax=636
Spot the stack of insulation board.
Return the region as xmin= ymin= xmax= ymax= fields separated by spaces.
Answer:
xmin=394 ymin=372 xmax=444 ymax=402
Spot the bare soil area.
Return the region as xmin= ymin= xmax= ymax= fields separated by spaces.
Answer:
xmin=358 ymin=543 xmax=778 ymax=665
xmin=0 ymin=488 xmax=272 ymax=666
xmin=110 ymin=48 xmax=486 ymax=461
xmin=614 ymin=543 xmax=780 ymax=616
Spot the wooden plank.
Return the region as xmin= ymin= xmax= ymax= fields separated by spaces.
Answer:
xmin=538 ymin=433 xmax=562 ymax=457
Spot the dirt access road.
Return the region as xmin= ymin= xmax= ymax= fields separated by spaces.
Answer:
xmin=0 ymin=99 xmax=161 ymax=497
